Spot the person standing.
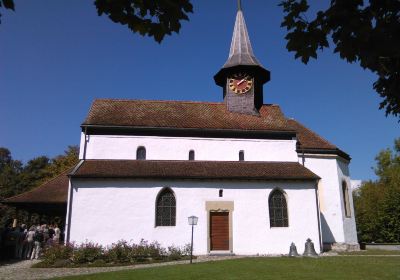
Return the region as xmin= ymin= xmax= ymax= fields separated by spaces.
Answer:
xmin=53 ymin=224 xmax=61 ymax=245
xmin=30 ymin=227 xmax=44 ymax=260
xmin=24 ymin=226 xmax=36 ymax=259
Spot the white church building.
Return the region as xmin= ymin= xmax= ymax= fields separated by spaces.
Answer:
xmin=63 ymin=6 xmax=358 ymax=255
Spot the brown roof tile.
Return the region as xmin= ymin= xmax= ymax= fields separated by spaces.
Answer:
xmin=288 ymin=119 xmax=350 ymax=159
xmin=83 ymin=99 xmax=349 ymax=158
xmin=288 ymin=119 xmax=336 ymax=150
xmin=3 ymin=169 xmax=70 ymax=205
xmin=83 ymin=99 xmax=292 ymax=131
xmin=72 ymin=160 xmax=320 ymax=181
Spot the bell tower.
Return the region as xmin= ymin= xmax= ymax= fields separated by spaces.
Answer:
xmin=214 ymin=1 xmax=270 ymax=115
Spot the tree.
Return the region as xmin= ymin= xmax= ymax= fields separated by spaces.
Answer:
xmin=353 ymin=138 xmax=400 ymax=242
xmin=279 ymin=0 xmax=400 ymax=118
xmin=94 ymin=0 xmax=193 ymax=43
xmin=0 ymin=0 xmax=193 ymax=43
xmin=0 ymin=146 xmax=79 ymax=227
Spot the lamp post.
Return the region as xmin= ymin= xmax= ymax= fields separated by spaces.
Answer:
xmin=188 ymin=215 xmax=198 ymax=264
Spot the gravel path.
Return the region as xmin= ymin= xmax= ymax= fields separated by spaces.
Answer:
xmin=0 ymin=256 xmax=244 ymax=280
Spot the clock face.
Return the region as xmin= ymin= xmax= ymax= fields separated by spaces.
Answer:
xmin=228 ymin=73 xmax=253 ymax=94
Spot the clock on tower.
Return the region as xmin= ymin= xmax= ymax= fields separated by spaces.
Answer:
xmin=214 ymin=2 xmax=270 ymax=115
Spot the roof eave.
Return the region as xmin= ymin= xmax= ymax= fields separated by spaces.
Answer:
xmin=80 ymin=124 xmax=296 ymax=139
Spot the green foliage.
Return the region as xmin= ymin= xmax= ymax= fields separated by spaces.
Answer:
xmin=105 ymin=239 xmax=167 ymax=263
xmin=280 ymin=0 xmax=400 ymax=117
xmin=105 ymin=240 xmax=132 ymax=263
xmin=1 ymin=0 xmax=193 ymax=43
xmin=94 ymin=0 xmax=193 ymax=43
xmin=73 ymin=242 xmax=105 ymax=264
xmin=38 ymin=239 xmax=189 ymax=267
xmin=167 ymin=243 xmax=190 ymax=260
xmin=0 ymin=145 xmax=79 ymax=227
xmin=354 ymin=138 xmax=400 ymax=242
xmin=0 ymin=0 xmax=14 ymax=24
xmin=42 ymin=243 xmax=74 ymax=265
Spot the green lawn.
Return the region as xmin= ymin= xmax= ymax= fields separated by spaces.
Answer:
xmin=339 ymin=249 xmax=400 ymax=255
xmin=55 ymin=256 xmax=400 ymax=280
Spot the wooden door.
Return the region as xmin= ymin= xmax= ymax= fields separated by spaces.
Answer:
xmin=210 ymin=212 xmax=229 ymax=250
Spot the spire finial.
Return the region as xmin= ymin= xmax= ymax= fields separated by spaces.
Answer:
xmin=237 ymin=0 xmax=242 ymax=11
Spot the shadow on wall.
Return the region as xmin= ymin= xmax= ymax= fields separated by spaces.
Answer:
xmin=321 ymin=213 xmax=336 ymax=249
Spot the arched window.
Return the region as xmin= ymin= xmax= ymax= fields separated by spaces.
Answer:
xmin=189 ymin=150 xmax=195 ymax=160
xmin=342 ymin=181 xmax=351 ymax=217
xmin=155 ymin=188 xmax=176 ymax=226
xmin=136 ymin=146 xmax=146 ymax=160
xmin=239 ymin=150 xmax=245 ymax=161
xmin=269 ymin=189 xmax=288 ymax=227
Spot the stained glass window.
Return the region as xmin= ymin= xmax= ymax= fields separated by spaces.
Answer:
xmin=269 ymin=189 xmax=288 ymax=227
xmin=156 ymin=188 xmax=176 ymax=226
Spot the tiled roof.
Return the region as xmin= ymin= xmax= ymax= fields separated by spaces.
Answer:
xmin=288 ymin=119 xmax=350 ymax=159
xmin=82 ymin=99 xmax=349 ymax=158
xmin=71 ymin=160 xmax=320 ymax=181
xmin=3 ymin=168 xmax=70 ymax=205
xmin=288 ymin=119 xmax=336 ymax=149
xmin=83 ymin=99 xmax=292 ymax=132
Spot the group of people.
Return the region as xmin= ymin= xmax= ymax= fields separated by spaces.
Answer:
xmin=0 ymin=223 xmax=61 ymax=260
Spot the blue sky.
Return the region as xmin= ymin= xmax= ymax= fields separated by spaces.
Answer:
xmin=0 ymin=1 xmax=398 ymax=180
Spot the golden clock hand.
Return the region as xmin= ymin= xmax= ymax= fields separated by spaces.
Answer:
xmin=237 ymin=79 xmax=246 ymax=85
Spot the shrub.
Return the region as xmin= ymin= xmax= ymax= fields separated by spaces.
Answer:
xmin=105 ymin=240 xmax=132 ymax=263
xmin=37 ymin=239 xmax=191 ymax=267
xmin=131 ymin=239 xmax=167 ymax=262
xmin=167 ymin=244 xmax=191 ymax=260
xmin=72 ymin=242 xmax=104 ymax=264
xmin=41 ymin=243 xmax=74 ymax=265
xmin=147 ymin=241 xmax=167 ymax=260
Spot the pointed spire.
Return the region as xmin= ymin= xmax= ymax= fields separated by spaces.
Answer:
xmin=222 ymin=3 xmax=262 ymax=68
xmin=214 ymin=2 xmax=270 ymax=87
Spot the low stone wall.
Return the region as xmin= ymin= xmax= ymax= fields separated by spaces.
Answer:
xmin=323 ymin=242 xmax=360 ymax=252
xmin=362 ymin=243 xmax=400 ymax=251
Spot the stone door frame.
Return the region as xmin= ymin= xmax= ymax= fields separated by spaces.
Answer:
xmin=206 ymin=201 xmax=234 ymax=253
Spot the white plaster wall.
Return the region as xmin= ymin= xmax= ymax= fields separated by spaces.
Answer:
xmin=300 ymin=155 xmax=358 ymax=244
xmin=337 ymin=159 xmax=358 ymax=244
xmin=68 ymin=179 xmax=320 ymax=255
xmin=79 ymin=133 xmax=298 ymax=162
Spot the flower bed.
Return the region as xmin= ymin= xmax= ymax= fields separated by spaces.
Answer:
xmin=34 ymin=239 xmax=192 ymax=268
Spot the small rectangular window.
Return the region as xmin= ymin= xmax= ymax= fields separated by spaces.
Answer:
xmin=219 ymin=189 xmax=223 ymax=197
xmin=239 ymin=150 xmax=244 ymax=161
xmin=189 ymin=150 xmax=195 ymax=160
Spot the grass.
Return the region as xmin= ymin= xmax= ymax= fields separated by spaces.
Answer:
xmin=54 ymin=256 xmax=400 ymax=280
xmin=338 ymin=249 xmax=400 ymax=255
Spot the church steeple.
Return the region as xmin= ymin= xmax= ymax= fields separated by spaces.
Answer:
xmin=223 ymin=1 xmax=261 ymax=69
xmin=214 ymin=1 xmax=270 ymax=115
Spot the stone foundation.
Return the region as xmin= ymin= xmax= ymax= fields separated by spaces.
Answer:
xmin=323 ymin=242 xmax=360 ymax=252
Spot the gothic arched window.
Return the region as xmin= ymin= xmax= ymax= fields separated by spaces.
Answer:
xmin=155 ymin=188 xmax=176 ymax=226
xmin=136 ymin=146 xmax=146 ymax=160
xmin=269 ymin=189 xmax=288 ymax=227
xmin=342 ymin=181 xmax=351 ymax=217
